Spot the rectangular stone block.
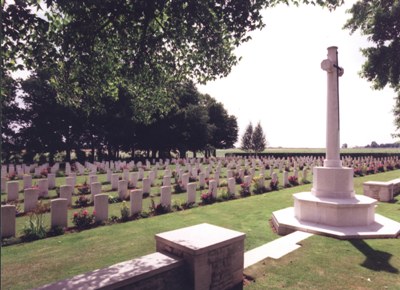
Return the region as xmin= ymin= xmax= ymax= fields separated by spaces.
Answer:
xmin=47 ymin=173 xmax=56 ymax=189
xmin=24 ymin=188 xmax=39 ymax=212
xmin=51 ymin=198 xmax=68 ymax=228
xmin=23 ymin=174 xmax=33 ymax=189
xmin=1 ymin=205 xmax=16 ymax=238
xmin=155 ymin=223 xmax=245 ymax=290
xmin=187 ymin=183 xmax=197 ymax=204
xmin=118 ymin=180 xmax=128 ymax=200
xmin=60 ymin=185 xmax=73 ymax=206
xmin=38 ymin=179 xmax=49 ymax=197
xmin=130 ymin=189 xmax=143 ymax=215
xmin=6 ymin=181 xmax=19 ymax=201
xmin=94 ymin=194 xmax=109 ymax=222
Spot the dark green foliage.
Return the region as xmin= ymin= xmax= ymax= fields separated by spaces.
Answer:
xmin=344 ymin=0 xmax=400 ymax=135
xmin=252 ymin=122 xmax=267 ymax=153
xmin=241 ymin=122 xmax=253 ymax=152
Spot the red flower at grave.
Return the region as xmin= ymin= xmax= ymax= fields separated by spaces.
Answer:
xmin=82 ymin=209 xmax=88 ymax=216
xmin=93 ymin=210 xmax=96 ymax=216
xmin=73 ymin=212 xmax=78 ymax=217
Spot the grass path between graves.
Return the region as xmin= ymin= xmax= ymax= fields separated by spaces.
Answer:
xmin=1 ymin=171 xmax=400 ymax=290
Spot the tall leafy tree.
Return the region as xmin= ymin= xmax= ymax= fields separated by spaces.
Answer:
xmin=202 ymin=94 xmax=238 ymax=157
xmin=3 ymin=0 xmax=344 ymax=117
xmin=252 ymin=121 xmax=267 ymax=153
xmin=344 ymin=0 xmax=400 ymax=135
xmin=241 ymin=122 xmax=253 ymax=152
xmin=19 ymin=70 xmax=86 ymax=163
xmin=1 ymin=72 xmax=22 ymax=163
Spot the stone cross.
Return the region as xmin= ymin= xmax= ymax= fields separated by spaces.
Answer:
xmin=321 ymin=46 xmax=344 ymax=168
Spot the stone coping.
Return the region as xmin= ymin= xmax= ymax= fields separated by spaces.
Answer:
xmin=294 ymin=192 xmax=377 ymax=207
xmin=34 ymin=252 xmax=183 ymax=290
xmin=364 ymin=181 xmax=394 ymax=186
xmin=155 ymin=223 xmax=246 ymax=256
xmin=272 ymin=207 xmax=400 ymax=239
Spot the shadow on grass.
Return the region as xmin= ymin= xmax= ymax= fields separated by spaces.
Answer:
xmin=350 ymin=240 xmax=399 ymax=274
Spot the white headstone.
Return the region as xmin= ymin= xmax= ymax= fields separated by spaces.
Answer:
xmin=59 ymin=185 xmax=73 ymax=206
xmin=187 ymin=183 xmax=197 ymax=204
xmin=130 ymin=189 xmax=143 ymax=215
xmin=24 ymin=188 xmax=39 ymax=212
xmin=118 ymin=180 xmax=128 ymax=200
xmin=1 ymin=205 xmax=16 ymax=238
xmin=160 ymin=186 xmax=172 ymax=208
xmin=38 ymin=179 xmax=49 ymax=197
xmin=142 ymin=178 xmax=151 ymax=194
xmin=6 ymin=181 xmax=19 ymax=201
xmin=94 ymin=194 xmax=109 ymax=222
xmin=51 ymin=198 xmax=68 ymax=228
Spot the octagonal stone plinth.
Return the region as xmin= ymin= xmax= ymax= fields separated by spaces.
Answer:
xmin=294 ymin=192 xmax=376 ymax=227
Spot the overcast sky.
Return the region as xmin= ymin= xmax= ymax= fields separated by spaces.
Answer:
xmin=198 ymin=1 xmax=398 ymax=148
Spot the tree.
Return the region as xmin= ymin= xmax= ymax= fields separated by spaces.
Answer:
xmin=370 ymin=141 xmax=379 ymax=148
xmin=252 ymin=122 xmax=267 ymax=153
xmin=241 ymin=123 xmax=253 ymax=152
xmin=3 ymin=0 xmax=344 ymax=117
xmin=202 ymin=94 xmax=238 ymax=157
xmin=1 ymin=71 xmax=22 ymax=163
xmin=344 ymin=1 xmax=400 ymax=135
xmin=19 ymin=69 xmax=86 ymax=163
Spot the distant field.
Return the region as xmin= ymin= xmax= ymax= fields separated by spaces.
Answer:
xmin=217 ymin=148 xmax=400 ymax=157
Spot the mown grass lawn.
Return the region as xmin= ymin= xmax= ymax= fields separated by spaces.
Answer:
xmin=1 ymin=170 xmax=399 ymax=290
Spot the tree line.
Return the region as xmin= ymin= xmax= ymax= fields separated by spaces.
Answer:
xmin=2 ymin=72 xmax=238 ymax=163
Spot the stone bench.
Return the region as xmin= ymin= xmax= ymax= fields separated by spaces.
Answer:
xmin=363 ymin=181 xmax=394 ymax=202
xmin=34 ymin=252 xmax=186 ymax=290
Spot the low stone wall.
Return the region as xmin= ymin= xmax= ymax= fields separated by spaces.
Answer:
xmin=363 ymin=179 xmax=399 ymax=202
xmin=35 ymin=252 xmax=188 ymax=290
xmin=34 ymin=223 xmax=245 ymax=290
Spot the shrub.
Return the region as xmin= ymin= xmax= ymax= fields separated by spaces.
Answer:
xmin=47 ymin=226 xmax=65 ymax=237
xmin=120 ymin=201 xmax=130 ymax=222
xmin=240 ymin=183 xmax=251 ymax=197
xmin=22 ymin=201 xmax=48 ymax=241
xmin=200 ymin=192 xmax=216 ymax=205
xmin=377 ymin=164 xmax=385 ymax=172
xmin=72 ymin=209 xmax=96 ymax=229
xmin=75 ymin=195 xmax=91 ymax=207
xmin=353 ymin=168 xmax=363 ymax=177
xmin=218 ymin=190 xmax=235 ymax=201
xmin=386 ymin=164 xmax=394 ymax=171
xmin=173 ymin=182 xmax=185 ymax=194
xmin=56 ymin=171 xmax=65 ymax=178
xmin=149 ymin=199 xmax=170 ymax=215
xmin=219 ymin=180 xmax=228 ymax=187
xmin=270 ymin=180 xmax=279 ymax=191
xmin=366 ymin=166 xmax=375 ymax=175
xmin=8 ymin=172 xmax=17 ymax=180
xmin=288 ymin=176 xmax=299 ymax=186
xmin=234 ymin=173 xmax=243 ymax=185
xmin=253 ymin=180 xmax=268 ymax=195
xmin=108 ymin=195 xmax=121 ymax=204
xmin=171 ymin=199 xmax=184 ymax=211
xmin=77 ymin=180 xmax=90 ymax=195
xmin=40 ymin=168 xmax=48 ymax=178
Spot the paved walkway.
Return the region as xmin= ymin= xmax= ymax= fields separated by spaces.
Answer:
xmin=244 ymin=231 xmax=313 ymax=268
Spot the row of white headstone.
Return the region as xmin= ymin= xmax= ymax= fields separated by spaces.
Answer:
xmin=2 ymin=155 xmax=397 ymax=181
